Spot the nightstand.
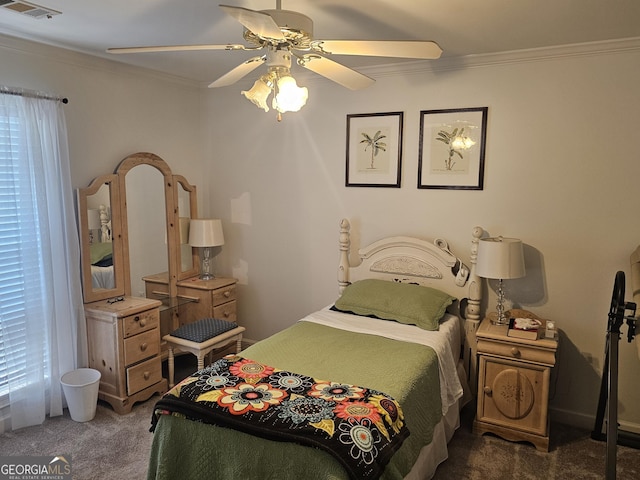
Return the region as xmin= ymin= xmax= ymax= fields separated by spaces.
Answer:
xmin=473 ymin=311 xmax=558 ymax=451
xmin=85 ymin=296 xmax=167 ymax=414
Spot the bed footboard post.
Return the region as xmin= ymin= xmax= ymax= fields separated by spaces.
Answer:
xmin=463 ymin=226 xmax=484 ymax=394
xmin=466 ymin=226 xmax=483 ymax=322
xmin=338 ymin=219 xmax=351 ymax=294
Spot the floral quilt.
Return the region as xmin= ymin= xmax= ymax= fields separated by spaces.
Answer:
xmin=151 ymin=354 xmax=410 ymax=479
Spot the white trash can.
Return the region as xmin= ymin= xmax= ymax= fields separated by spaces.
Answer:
xmin=60 ymin=368 xmax=101 ymax=422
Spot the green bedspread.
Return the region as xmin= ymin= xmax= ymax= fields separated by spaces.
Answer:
xmin=147 ymin=321 xmax=442 ymax=480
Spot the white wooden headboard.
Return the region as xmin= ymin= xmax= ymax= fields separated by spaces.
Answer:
xmin=337 ymin=218 xmax=484 ymax=391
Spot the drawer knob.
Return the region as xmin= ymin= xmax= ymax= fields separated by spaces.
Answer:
xmin=223 ymin=310 xmax=230 ymax=318
xmin=223 ymin=290 xmax=231 ymax=298
xmin=140 ymin=342 xmax=148 ymax=352
xmin=483 ymin=386 xmax=493 ymax=396
xmin=143 ymin=371 xmax=150 ymax=380
xmin=511 ymin=347 xmax=521 ymax=357
xmin=139 ymin=319 xmax=147 ymax=327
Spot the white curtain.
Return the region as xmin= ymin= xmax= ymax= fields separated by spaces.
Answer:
xmin=0 ymin=89 xmax=87 ymax=431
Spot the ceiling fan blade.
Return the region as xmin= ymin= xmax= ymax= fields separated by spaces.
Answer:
xmin=298 ymin=55 xmax=374 ymax=90
xmin=219 ymin=4 xmax=285 ymax=42
xmin=311 ymin=40 xmax=443 ymax=59
xmin=107 ymin=44 xmax=249 ymax=54
xmin=208 ymin=56 xmax=266 ymax=88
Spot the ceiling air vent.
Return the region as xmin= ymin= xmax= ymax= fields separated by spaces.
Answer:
xmin=0 ymin=0 xmax=61 ymax=19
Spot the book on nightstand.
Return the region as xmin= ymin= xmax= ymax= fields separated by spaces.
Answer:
xmin=507 ymin=317 xmax=542 ymax=340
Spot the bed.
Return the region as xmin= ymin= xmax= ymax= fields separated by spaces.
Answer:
xmin=90 ymin=243 xmax=114 ymax=288
xmin=146 ymin=219 xmax=484 ymax=480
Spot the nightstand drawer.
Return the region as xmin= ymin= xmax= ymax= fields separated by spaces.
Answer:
xmin=127 ymin=356 xmax=162 ymax=395
xmin=213 ymin=300 xmax=236 ymax=321
xmin=123 ymin=309 xmax=159 ymax=338
xmin=212 ymin=285 xmax=236 ymax=306
xmin=477 ymin=338 xmax=556 ymax=366
xmin=124 ymin=329 xmax=160 ymax=366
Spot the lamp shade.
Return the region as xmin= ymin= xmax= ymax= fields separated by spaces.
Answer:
xmin=189 ymin=219 xmax=225 ymax=247
xmin=274 ymin=75 xmax=308 ymax=113
xmin=476 ymin=237 xmax=525 ymax=279
xmin=241 ymin=75 xmax=273 ymax=112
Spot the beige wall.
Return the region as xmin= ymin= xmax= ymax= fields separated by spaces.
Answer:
xmin=0 ymin=35 xmax=206 ymax=187
xmin=2 ymin=33 xmax=640 ymax=432
xmin=204 ymin=42 xmax=640 ymax=431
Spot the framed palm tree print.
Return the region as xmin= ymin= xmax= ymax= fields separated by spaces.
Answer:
xmin=418 ymin=107 xmax=487 ymax=190
xmin=346 ymin=112 xmax=403 ymax=187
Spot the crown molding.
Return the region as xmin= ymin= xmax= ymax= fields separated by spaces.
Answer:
xmin=0 ymin=32 xmax=201 ymax=89
xmin=3 ymin=32 xmax=639 ymax=89
xmin=361 ymin=37 xmax=640 ymax=79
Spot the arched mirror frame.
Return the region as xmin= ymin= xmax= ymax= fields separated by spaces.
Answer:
xmin=77 ymin=173 xmax=125 ymax=303
xmin=78 ymin=152 xmax=199 ymax=303
xmin=172 ymin=174 xmax=199 ymax=282
xmin=116 ymin=152 xmax=176 ymax=298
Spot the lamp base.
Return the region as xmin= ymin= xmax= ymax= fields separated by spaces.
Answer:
xmin=490 ymin=279 xmax=510 ymax=325
xmin=487 ymin=311 xmax=510 ymax=326
xmin=199 ymin=247 xmax=215 ymax=280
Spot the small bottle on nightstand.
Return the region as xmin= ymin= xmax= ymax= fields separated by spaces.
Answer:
xmin=544 ymin=320 xmax=557 ymax=339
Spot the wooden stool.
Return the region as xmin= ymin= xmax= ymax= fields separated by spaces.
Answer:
xmin=163 ymin=318 xmax=245 ymax=387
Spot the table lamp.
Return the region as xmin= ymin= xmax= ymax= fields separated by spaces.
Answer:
xmin=476 ymin=236 xmax=526 ymax=325
xmin=189 ymin=219 xmax=225 ymax=280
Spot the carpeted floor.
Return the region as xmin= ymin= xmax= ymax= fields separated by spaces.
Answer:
xmin=1 ymin=355 xmax=639 ymax=479
xmin=0 ymin=394 xmax=157 ymax=479
xmin=433 ymin=405 xmax=640 ymax=479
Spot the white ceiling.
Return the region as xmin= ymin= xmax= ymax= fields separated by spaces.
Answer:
xmin=1 ymin=0 xmax=640 ymax=87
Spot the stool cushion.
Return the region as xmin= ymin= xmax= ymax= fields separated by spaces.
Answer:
xmin=170 ymin=318 xmax=239 ymax=343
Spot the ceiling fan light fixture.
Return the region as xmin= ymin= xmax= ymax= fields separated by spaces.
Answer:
xmin=273 ymin=74 xmax=308 ymax=113
xmin=241 ymin=73 xmax=274 ymax=112
xmin=107 ymin=4 xmax=443 ymax=119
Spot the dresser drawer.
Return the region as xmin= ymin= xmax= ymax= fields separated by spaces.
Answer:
xmin=212 ymin=284 xmax=236 ymax=306
xmin=213 ymin=300 xmax=237 ymax=322
xmin=127 ymin=356 xmax=162 ymax=395
xmin=477 ymin=338 xmax=556 ymax=366
xmin=124 ymin=329 xmax=160 ymax=366
xmin=123 ymin=308 xmax=159 ymax=338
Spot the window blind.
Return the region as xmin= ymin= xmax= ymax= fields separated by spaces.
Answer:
xmin=0 ymin=104 xmax=28 ymax=400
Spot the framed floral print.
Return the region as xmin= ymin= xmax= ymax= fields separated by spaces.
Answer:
xmin=346 ymin=112 xmax=403 ymax=188
xmin=418 ymin=107 xmax=487 ymax=190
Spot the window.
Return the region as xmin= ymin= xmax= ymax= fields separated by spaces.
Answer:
xmin=0 ymin=103 xmax=46 ymax=402
xmin=0 ymin=89 xmax=81 ymax=432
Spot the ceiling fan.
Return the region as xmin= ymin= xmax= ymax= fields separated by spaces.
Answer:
xmin=108 ymin=1 xmax=442 ymax=119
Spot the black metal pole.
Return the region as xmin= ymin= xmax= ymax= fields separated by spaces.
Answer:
xmin=606 ymin=328 xmax=619 ymax=480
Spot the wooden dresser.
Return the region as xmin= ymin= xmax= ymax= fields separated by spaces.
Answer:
xmin=175 ymin=276 xmax=237 ymax=323
xmin=143 ymin=273 xmax=238 ymax=354
xmin=85 ymin=296 xmax=167 ymax=414
xmin=473 ymin=313 xmax=558 ymax=451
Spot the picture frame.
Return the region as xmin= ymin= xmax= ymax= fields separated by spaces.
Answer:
xmin=346 ymin=112 xmax=403 ymax=188
xmin=417 ymin=107 xmax=487 ymax=190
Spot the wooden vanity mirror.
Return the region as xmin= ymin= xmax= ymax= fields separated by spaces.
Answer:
xmin=174 ymin=175 xmax=199 ymax=281
xmin=77 ymin=152 xmax=198 ymax=303
xmin=77 ymin=174 xmax=125 ymax=303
